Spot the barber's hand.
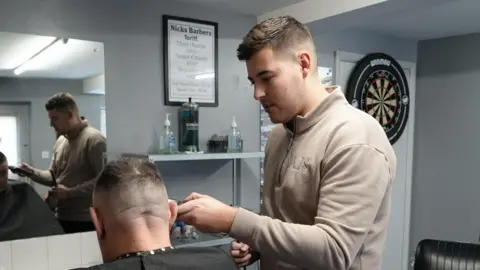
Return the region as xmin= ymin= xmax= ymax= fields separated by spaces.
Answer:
xmin=52 ymin=184 xmax=69 ymax=200
xmin=230 ymin=241 xmax=256 ymax=267
xmin=176 ymin=192 xmax=238 ymax=233
xmin=16 ymin=163 xmax=34 ymax=176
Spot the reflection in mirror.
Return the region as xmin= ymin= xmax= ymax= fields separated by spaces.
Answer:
xmin=318 ymin=66 xmax=332 ymax=86
xmin=0 ymin=31 xmax=106 ymax=241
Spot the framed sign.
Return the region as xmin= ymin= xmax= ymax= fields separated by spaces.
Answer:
xmin=163 ymin=15 xmax=219 ymax=107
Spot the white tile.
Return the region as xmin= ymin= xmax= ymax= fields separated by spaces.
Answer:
xmin=0 ymin=241 xmax=12 ymax=270
xmin=48 ymin=233 xmax=82 ymax=270
xmin=11 ymin=237 xmax=49 ymax=270
xmin=80 ymin=232 xmax=102 ymax=267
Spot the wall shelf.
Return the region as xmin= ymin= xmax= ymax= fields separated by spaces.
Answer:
xmin=145 ymin=152 xmax=264 ymax=162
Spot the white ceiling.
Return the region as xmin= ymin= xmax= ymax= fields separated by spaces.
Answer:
xmin=0 ymin=32 xmax=104 ymax=79
xmin=306 ymin=0 xmax=480 ymax=41
xmin=168 ymin=0 xmax=305 ymax=16
xmin=359 ymin=0 xmax=480 ymax=40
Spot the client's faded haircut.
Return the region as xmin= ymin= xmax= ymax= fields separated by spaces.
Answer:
xmin=95 ymin=157 xmax=164 ymax=192
xmin=94 ymin=157 xmax=169 ymax=223
xmin=0 ymin=151 xmax=7 ymax=164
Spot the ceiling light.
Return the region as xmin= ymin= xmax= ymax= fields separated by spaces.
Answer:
xmin=13 ymin=66 xmax=26 ymax=75
xmin=13 ymin=37 xmax=66 ymax=76
xmin=2 ymin=35 xmax=57 ymax=70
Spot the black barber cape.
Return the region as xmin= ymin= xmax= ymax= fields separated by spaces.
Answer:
xmin=0 ymin=180 xmax=64 ymax=241
xmin=72 ymin=247 xmax=238 ymax=270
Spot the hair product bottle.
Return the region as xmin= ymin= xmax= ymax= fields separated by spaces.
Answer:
xmin=178 ymin=97 xmax=199 ymax=152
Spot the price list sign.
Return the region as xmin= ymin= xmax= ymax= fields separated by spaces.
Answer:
xmin=163 ymin=15 xmax=219 ymax=107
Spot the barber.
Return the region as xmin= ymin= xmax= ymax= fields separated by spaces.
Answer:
xmin=46 ymin=116 xmax=88 ymax=201
xmin=13 ymin=93 xmax=106 ymax=234
xmin=177 ymin=16 xmax=396 ymax=270
xmin=55 ymin=116 xmax=87 ymax=139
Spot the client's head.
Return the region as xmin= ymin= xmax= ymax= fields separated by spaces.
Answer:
xmin=0 ymin=151 xmax=8 ymax=191
xmin=89 ymin=157 xmax=177 ymax=262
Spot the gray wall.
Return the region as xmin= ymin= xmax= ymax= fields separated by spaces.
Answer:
xmin=0 ymin=0 xmax=261 ymax=210
xmin=0 ymin=77 xmax=105 ymax=194
xmin=411 ymin=33 xmax=480 ymax=256
xmin=311 ymin=28 xmax=418 ymax=67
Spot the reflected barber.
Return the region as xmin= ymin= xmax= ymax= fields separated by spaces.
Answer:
xmin=12 ymin=93 xmax=106 ymax=234
xmin=177 ymin=16 xmax=396 ymax=270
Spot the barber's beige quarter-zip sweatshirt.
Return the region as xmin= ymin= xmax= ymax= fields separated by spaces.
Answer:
xmin=32 ymin=123 xmax=106 ymax=222
xmin=230 ymin=87 xmax=396 ymax=270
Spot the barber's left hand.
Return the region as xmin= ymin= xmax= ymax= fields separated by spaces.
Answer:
xmin=52 ymin=184 xmax=69 ymax=200
xmin=177 ymin=192 xmax=238 ymax=233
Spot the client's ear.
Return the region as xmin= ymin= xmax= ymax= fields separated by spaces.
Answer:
xmin=168 ymin=200 xmax=178 ymax=228
xmin=89 ymin=207 xmax=105 ymax=239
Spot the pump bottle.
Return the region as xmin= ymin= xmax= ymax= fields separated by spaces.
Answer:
xmin=227 ymin=116 xmax=242 ymax=152
xmin=161 ymin=113 xmax=177 ymax=154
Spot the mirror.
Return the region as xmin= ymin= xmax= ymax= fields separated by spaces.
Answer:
xmin=0 ymin=31 xmax=106 ymax=241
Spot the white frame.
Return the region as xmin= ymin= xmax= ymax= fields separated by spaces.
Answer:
xmin=100 ymin=106 xmax=107 ymax=137
xmin=334 ymin=51 xmax=416 ymax=270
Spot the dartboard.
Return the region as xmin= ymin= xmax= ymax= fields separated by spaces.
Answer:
xmin=345 ymin=53 xmax=410 ymax=145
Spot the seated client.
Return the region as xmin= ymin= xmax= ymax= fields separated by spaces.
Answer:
xmin=0 ymin=151 xmax=8 ymax=193
xmin=72 ymin=157 xmax=237 ymax=270
xmin=0 ymin=151 xmax=64 ymax=241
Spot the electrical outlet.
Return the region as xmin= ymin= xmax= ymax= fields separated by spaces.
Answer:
xmin=41 ymin=151 xmax=49 ymax=159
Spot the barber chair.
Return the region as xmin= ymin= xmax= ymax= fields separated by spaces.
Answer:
xmin=0 ymin=180 xmax=64 ymax=241
xmin=414 ymin=239 xmax=480 ymax=270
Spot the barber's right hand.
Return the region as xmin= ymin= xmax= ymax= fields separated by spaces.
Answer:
xmin=230 ymin=241 xmax=254 ymax=267
xmin=17 ymin=163 xmax=34 ymax=176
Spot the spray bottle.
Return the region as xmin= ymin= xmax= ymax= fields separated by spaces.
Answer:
xmin=161 ymin=113 xmax=177 ymax=154
xmin=227 ymin=116 xmax=242 ymax=152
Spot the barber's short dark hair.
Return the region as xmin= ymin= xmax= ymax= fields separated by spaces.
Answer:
xmin=95 ymin=157 xmax=166 ymax=194
xmin=0 ymin=151 xmax=6 ymax=164
xmin=237 ymin=15 xmax=313 ymax=61
xmin=45 ymin=93 xmax=79 ymax=113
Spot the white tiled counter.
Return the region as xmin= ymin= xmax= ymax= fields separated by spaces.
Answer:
xmin=0 ymin=231 xmax=232 ymax=270
xmin=0 ymin=232 xmax=102 ymax=270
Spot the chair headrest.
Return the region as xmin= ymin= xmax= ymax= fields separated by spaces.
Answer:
xmin=414 ymin=239 xmax=480 ymax=270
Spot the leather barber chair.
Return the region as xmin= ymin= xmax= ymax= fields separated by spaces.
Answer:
xmin=414 ymin=239 xmax=480 ymax=270
xmin=0 ymin=180 xmax=64 ymax=241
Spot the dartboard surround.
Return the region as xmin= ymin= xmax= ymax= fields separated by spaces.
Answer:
xmin=346 ymin=53 xmax=410 ymax=145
